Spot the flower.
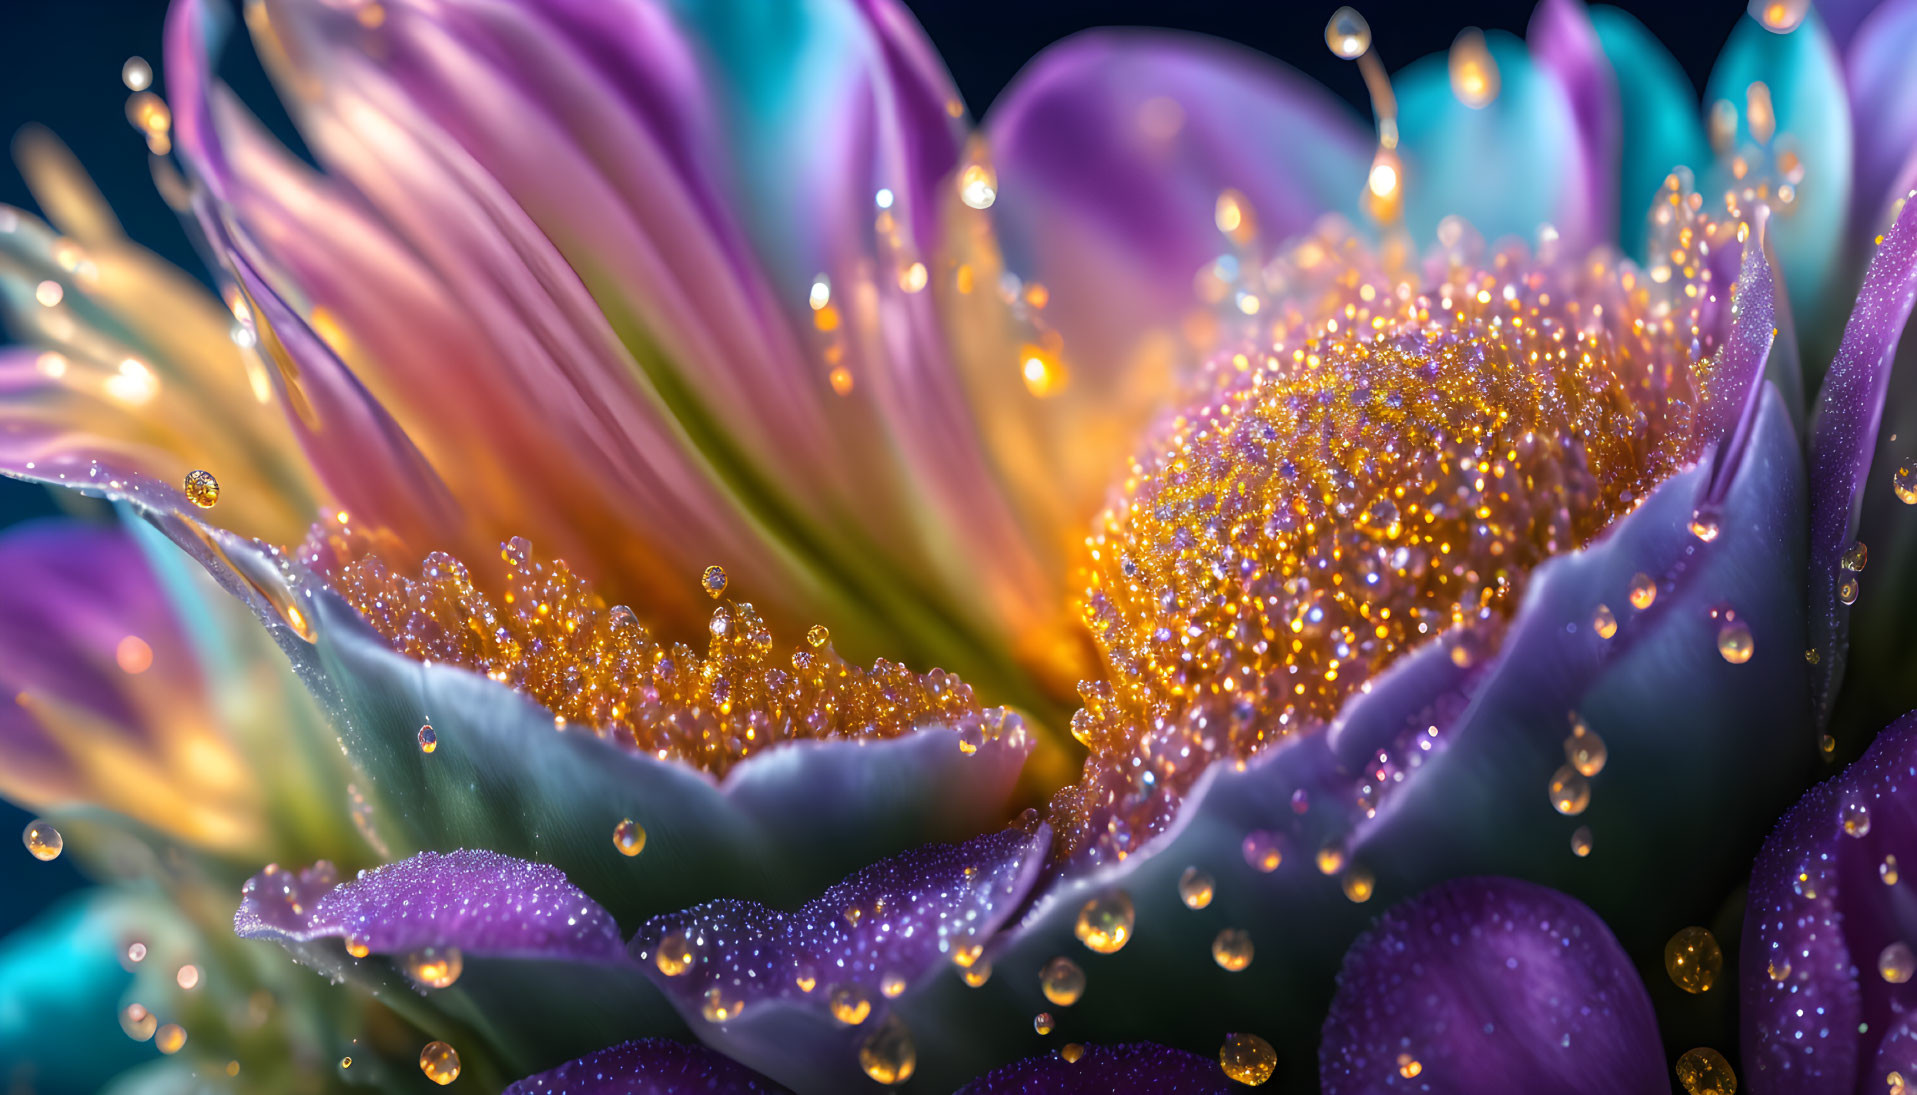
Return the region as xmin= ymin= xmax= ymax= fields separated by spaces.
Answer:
xmin=5 ymin=0 xmax=1917 ymax=1091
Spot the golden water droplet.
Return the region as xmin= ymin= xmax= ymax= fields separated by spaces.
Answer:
xmin=859 ymin=1014 xmax=916 ymax=1085
xmin=1074 ymin=891 xmax=1135 ymax=954
xmin=22 ymin=818 xmax=62 ymax=861
xmin=125 ymin=941 xmax=146 ymax=965
xmin=1891 ymin=1069 xmax=1910 ymax=1095
xmin=1019 ymin=343 xmax=1065 ymax=397
xmin=1896 ymin=459 xmax=1917 ymax=504
xmin=1690 ymin=511 xmax=1722 ymax=542
xmin=1629 ymin=573 xmax=1658 ymax=610
xmin=1675 ymin=1046 xmax=1736 ymax=1095
xmin=958 ymin=163 xmax=997 ymax=211
xmin=340 ymin=1056 xmax=352 ymax=1069
xmin=1592 ymin=603 xmax=1618 ymax=639
xmin=1571 ymin=826 xmax=1593 ymax=857
xmin=1749 ymin=0 xmax=1808 ymax=33
xmin=1034 ymin=1011 xmax=1054 ymax=1035
xmin=1040 ymin=956 xmax=1086 ymax=1006
xmin=345 ymin=936 xmax=371 ymax=958
xmin=176 ymin=964 xmax=200 ymax=990
xmin=879 ymin=971 xmax=907 ymax=998
xmin=654 ymin=930 xmax=695 ymax=976
xmin=1179 ymin=866 xmax=1215 ymax=909
xmin=1212 ymin=928 xmax=1254 ymax=972
xmin=613 ymin=818 xmax=647 ymax=856
xmin=1447 ymin=29 xmax=1499 ymax=109
xmin=1215 ymin=189 xmax=1255 ymax=244
xmin=1842 ymin=542 xmax=1869 ymax=571
xmin=417 ymin=723 xmax=437 ymax=753
xmin=405 ymin=946 xmax=463 ymax=990
xmin=1220 ymin=1032 xmax=1277 ymax=1086
xmin=700 ymin=565 xmax=727 ymax=599
xmin=419 ymin=1040 xmax=460 ymax=1085
xmin=1242 ymin=830 xmax=1282 ymax=873
xmin=119 ymin=1003 xmax=157 ymax=1041
xmin=1325 ymin=7 xmax=1371 ymax=58
xmin=1884 ymin=855 xmax=1901 ymax=885
xmin=1060 ymin=1043 xmax=1085 ymax=1064
xmin=1398 ymin=1053 xmax=1424 ymax=1079
xmin=155 ymin=1024 xmax=186 ymax=1054
xmin=1564 ymin=722 xmax=1608 ymax=778
xmin=796 ymin=964 xmax=818 ymax=993
xmin=1842 ymin=801 xmax=1872 ymax=837
xmin=806 ymin=624 xmax=830 ymax=648
xmin=1717 ymin=620 xmax=1754 ymax=664
xmin=1315 ymin=844 xmax=1345 ymax=875
xmin=1882 ymin=941 xmax=1916 ymax=983
xmin=830 ymin=984 xmax=872 ymax=1026
xmin=1549 ymin=765 xmax=1591 ymax=815
xmin=122 ymin=57 xmax=152 ymax=91
xmin=1768 ymin=956 xmax=1791 ymax=981
xmin=183 ymin=469 xmax=220 ymax=508
xmin=949 ymin=937 xmax=983 ymax=969
xmin=1341 ymin=866 xmax=1375 ymax=903
xmin=1840 ymin=576 xmax=1861 ymax=605
xmin=702 ymin=985 xmax=743 ymax=1022
xmin=1665 ymin=926 xmax=1723 ymax=994
xmin=962 ymin=958 xmax=993 ymax=987
xmin=1821 ymin=733 xmax=1838 ymax=757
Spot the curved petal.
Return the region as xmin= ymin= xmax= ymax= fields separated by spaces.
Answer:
xmin=1844 ymin=0 xmax=1917 ymax=238
xmin=1806 ymin=194 xmax=1917 ymax=721
xmin=503 ymin=1039 xmax=793 ymax=1095
xmin=1529 ymin=0 xmax=1620 ymax=247
xmin=958 ymin=1042 xmax=1232 ymax=1094
xmin=1740 ymin=710 xmax=1917 ymax=1092
xmin=1319 ymin=877 xmax=1664 ymax=1095
xmin=1583 ymin=7 xmax=1710 ymax=258
xmin=632 ymin=826 xmax=1049 ymax=1094
xmin=895 ymin=385 xmax=1808 ymax=1088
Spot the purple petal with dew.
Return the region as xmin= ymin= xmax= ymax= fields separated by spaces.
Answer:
xmin=1741 ymin=710 xmax=1917 ymax=1093
xmin=1529 ymin=0 xmax=1621 ymax=247
xmin=1845 ymin=0 xmax=1917 ymax=244
xmin=1701 ymin=207 xmax=1779 ymax=504
xmin=1807 ymin=196 xmax=1917 ymax=720
xmin=503 ymin=1039 xmax=792 ymax=1095
xmin=631 ymin=826 xmax=1049 ymax=1094
xmin=1320 ymin=877 xmax=1664 ymax=1095
xmin=956 ymin=1043 xmax=1232 ymax=1094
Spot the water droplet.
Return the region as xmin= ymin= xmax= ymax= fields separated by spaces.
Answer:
xmin=1341 ymin=866 xmax=1375 ymax=903
xmin=119 ymin=1003 xmax=157 ymax=1041
xmin=961 ymin=958 xmax=992 ymax=987
xmin=958 ymin=163 xmax=997 ymax=210
xmin=830 ymin=984 xmax=872 ymax=1026
xmin=1842 ymin=542 xmax=1869 ymax=571
xmin=1768 ymin=956 xmax=1791 ymax=981
xmin=806 ymin=624 xmax=830 ymax=648
xmin=1592 ymin=603 xmax=1618 ymax=639
xmin=125 ymin=941 xmax=146 ymax=964
xmin=1212 ymin=928 xmax=1254 ymax=972
xmin=1061 ymin=1043 xmax=1085 ymax=1064
xmin=1447 ymin=29 xmax=1500 ymax=109
xmin=1571 ymin=826 xmax=1593 ymax=857
xmin=155 ymin=1024 xmax=186 ymax=1055
xmin=795 ymin=964 xmax=818 ymax=993
xmin=345 ymin=936 xmax=370 ymax=958
xmin=1241 ymin=830 xmax=1282 ymax=872
xmin=1674 ymin=1046 xmax=1736 ymax=1095
xmin=700 ymin=565 xmax=727 ymax=599
xmin=1842 ymin=800 xmax=1871 ymax=837
xmin=22 ymin=818 xmax=62 ymax=861
xmin=1885 ymin=855 xmax=1901 ymax=885
xmin=1325 ymin=7 xmax=1371 ymax=58
xmin=1220 ymin=1032 xmax=1277 ymax=1085
xmin=405 ymin=946 xmax=463 ymax=990
xmin=1033 ymin=1012 xmax=1054 ymax=1035
xmin=1749 ymin=0 xmax=1808 ymax=33
xmin=702 ymin=985 xmax=743 ymax=1022
xmin=122 ymin=57 xmax=152 ymax=91
xmin=1629 ymin=572 xmax=1658 ymax=610
xmin=1549 ymin=765 xmax=1591 ymax=815
xmin=339 ymin=1056 xmax=352 ymax=1069
xmin=654 ymin=930 xmax=695 ymax=976
xmin=1179 ymin=866 xmax=1215 ymax=909
xmin=183 ymin=469 xmax=220 ymax=508
xmin=859 ymin=1014 xmax=916 ymax=1085
xmin=419 ymin=1040 xmax=461 ymax=1085
xmin=1564 ymin=722 xmax=1607 ymax=778
xmin=956 ymin=720 xmax=983 ymax=755
xmin=417 ymin=723 xmax=436 ymax=753
xmin=1840 ymin=575 xmax=1861 ymax=605
xmin=1074 ymin=891 xmax=1135 ymax=954
xmin=613 ymin=818 xmax=647 ymax=857
xmin=1883 ymin=941 xmax=1916 ymax=983
xmin=1315 ymin=844 xmax=1345 ymax=875
xmin=1665 ymin=926 xmax=1723 ymax=993
xmin=880 ymin=971 xmax=907 ymax=998
xmin=1040 ymin=956 xmax=1086 ymax=1006
xmin=1689 ymin=509 xmax=1722 ymax=542
xmin=1398 ymin=1053 xmax=1424 ymax=1079
xmin=1896 ymin=459 xmax=1917 ymax=504
xmin=1717 ymin=620 xmax=1754 ymax=664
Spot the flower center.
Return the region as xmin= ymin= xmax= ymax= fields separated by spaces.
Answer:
xmin=315 ymin=535 xmax=1017 ymax=776
xmin=1051 ymin=211 xmax=1738 ymax=864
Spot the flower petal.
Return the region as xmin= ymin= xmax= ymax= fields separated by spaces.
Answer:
xmin=1529 ymin=0 xmax=1621 ymax=246
xmin=1319 ymin=877 xmax=1664 ymax=1095
xmin=631 ymin=826 xmax=1049 ymax=1093
xmin=958 ymin=1042 xmax=1232 ymax=1094
xmin=503 ymin=1039 xmax=792 ymax=1095
xmin=1740 ymin=710 xmax=1917 ymax=1092
xmin=1582 ymin=7 xmax=1709 ymax=257
xmin=1843 ymin=0 xmax=1917 ymax=238
xmin=1807 ymin=195 xmax=1917 ymax=720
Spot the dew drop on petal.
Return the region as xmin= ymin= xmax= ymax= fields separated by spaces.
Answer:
xmin=961 ymin=959 xmax=992 ymax=988
xmin=700 ymin=565 xmax=727 ymax=599
xmin=830 ymin=984 xmax=872 ymax=1026
xmin=1074 ymin=891 xmax=1135 ymax=954
xmin=418 ymin=1041 xmax=460 ymax=1085
xmin=1881 ymin=941 xmax=1916 ymax=984
xmin=1896 ymin=459 xmax=1917 ymax=504
xmin=958 ymin=163 xmax=997 ymax=211
xmin=345 ymin=936 xmax=370 ymax=958
xmin=1179 ymin=866 xmax=1215 ymax=909
xmin=1717 ymin=620 xmax=1754 ymax=664
xmin=1564 ymin=721 xmax=1607 ymax=778
xmin=417 ymin=724 xmax=436 ymax=753
xmin=1241 ymin=830 xmax=1282 ymax=873
xmin=702 ymin=985 xmax=743 ymax=1022
xmin=1629 ymin=572 xmax=1658 ymax=610
xmin=1885 ymin=855 xmax=1901 ymax=885
xmin=1040 ymin=957 xmax=1086 ymax=1007
xmin=339 ymin=1057 xmax=352 ymax=1070
xmin=155 ymin=1024 xmax=186 ymax=1055
xmin=119 ymin=1004 xmax=156 ymax=1041
xmin=795 ymin=964 xmax=818 ymax=993
xmin=1768 ymin=956 xmax=1791 ymax=981
xmin=1341 ymin=866 xmax=1375 ymax=903
xmin=183 ymin=469 xmax=220 ymax=508
xmin=806 ymin=624 xmax=830 ymax=648
xmin=880 ymin=971 xmax=907 ymax=998
xmin=1592 ymin=603 xmax=1617 ymax=639
xmin=1034 ymin=1012 xmax=1053 ymax=1035
xmin=1674 ymin=1046 xmax=1736 ymax=1095
xmin=1549 ymin=765 xmax=1590 ymax=815
xmin=613 ymin=818 xmax=647 ymax=857
xmin=1061 ymin=1043 xmax=1085 ymax=1064
xmin=404 ymin=946 xmax=462 ymax=990
xmin=859 ymin=1014 xmax=916 ymax=1085
xmin=1689 ymin=509 xmax=1722 ymax=542
xmin=654 ymin=931 xmax=695 ymax=976
xmin=1315 ymin=844 xmax=1345 ymax=876
xmin=1842 ymin=542 xmax=1869 ymax=571
xmin=1570 ymin=826 xmax=1593 ymax=857
xmin=1324 ymin=7 xmax=1371 ymax=58
xmin=1748 ymin=0 xmax=1808 ymax=32
xmin=1839 ymin=576 xmax=1860 ymax=605
xmin=1842 ymin=801 xmax=1871 ymax=838
xmin=1220 ymin=1032 xmax=1277 ymax=1085
xmin=1665 ymin=926 xmax=1723 ymax=994
xmin=1398 ymin=1053 xmax=1424 ymax=1079
xmin=22 ymin=819 xmax=62 ymax=861
xmin=1212 ymin=928 xmax=1254 ymax=972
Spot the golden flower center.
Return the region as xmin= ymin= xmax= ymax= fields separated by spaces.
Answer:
xmin=1051 ymin=214 xmax=1734 ymax=863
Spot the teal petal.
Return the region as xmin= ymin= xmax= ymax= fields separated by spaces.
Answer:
xmin=1395 ymin=31 xmax=1598 ymax=250
xmin=1705 ymin=10 xmax=1854 ymax=355
xmin=1588 ymin=6 xmax=1711 ymax=258
xmin=0 ymin=893 xmax=147 ymax=1095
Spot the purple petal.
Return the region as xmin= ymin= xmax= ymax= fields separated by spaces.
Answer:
xmin=1807 ymin=195 xmax=1917 ymax=718
xmin=1741 ymin=710 xmax=1917 ymax=1092
xmin=1528 ymin=0 xmax=1621 ymax=247
xmin=1701 ymin=208 xmax=1780 ymax=503
xmin=503 ymin=1040 xmax=791 ymax=1095
xmin=957 ymin=1043 xmax=1231 ymax=1094
xmin=632 ymin=826 xmax=1049 ymax=1092
xmin=1845 ymin=0 xmax=1917 ymax=248
xmin=1320 ymin=878 xmax=1664 ymax=1095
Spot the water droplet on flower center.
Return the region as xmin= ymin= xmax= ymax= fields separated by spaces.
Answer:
xmin=700 ymin=564 xmax=727 ymax=599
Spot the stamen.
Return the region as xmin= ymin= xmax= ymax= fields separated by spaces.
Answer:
xmin=1326 ymin=7 xmax=1403 ymax=225
xmin=1447 ymin=30 xmax=1500 ymax=110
